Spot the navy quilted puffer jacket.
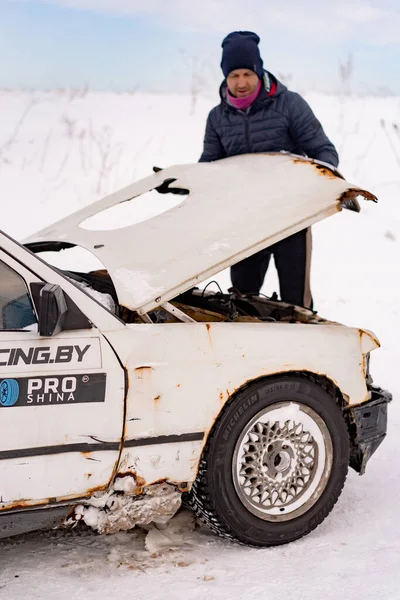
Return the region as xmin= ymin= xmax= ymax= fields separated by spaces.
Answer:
xmin=199 ymin=72 xmax=339 ymax=167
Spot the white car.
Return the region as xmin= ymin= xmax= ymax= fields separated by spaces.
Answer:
xmin=0 ymin=153 xmax=391 ymax=546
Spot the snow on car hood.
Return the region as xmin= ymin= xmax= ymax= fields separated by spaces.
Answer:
xmin=24 ymin=153 xmax=377 ymax=314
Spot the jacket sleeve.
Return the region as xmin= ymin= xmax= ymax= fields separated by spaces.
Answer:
xmin=199 ymin=110 xmax=226 ymax=162
xmin=288 ymin=93 xmax=339 ymax=167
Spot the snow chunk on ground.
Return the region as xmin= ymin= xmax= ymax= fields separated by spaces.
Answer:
xmin=145 ymin=509 xmax=196 ymax=554
xmin=73 ymin=482 xmax=182 ymax=535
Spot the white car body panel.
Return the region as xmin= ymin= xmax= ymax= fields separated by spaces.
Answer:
xmin=106 ymin=322 xmax=376 ymax=486
xmin=0 ymin=325 xmax=126 ymax=509
xmin=23 ymin=154 xmax=376 ymax=314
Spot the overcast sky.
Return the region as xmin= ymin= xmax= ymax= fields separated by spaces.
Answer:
xmin=1 ymin=0 xmax=400 ymax=94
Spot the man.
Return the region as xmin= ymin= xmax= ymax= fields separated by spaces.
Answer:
xmin=199 ymin=31 xmax=339 ymax=309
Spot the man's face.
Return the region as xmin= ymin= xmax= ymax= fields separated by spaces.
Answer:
xmin=226 ymin=69 xmax=260 ymax=97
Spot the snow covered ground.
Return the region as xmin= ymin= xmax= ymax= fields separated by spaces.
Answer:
xmin=0 ymin=89 xmax=399 ymax=599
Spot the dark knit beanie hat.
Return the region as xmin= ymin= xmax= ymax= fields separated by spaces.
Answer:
xmin=220 ymin=31 xmax=264 ymax=78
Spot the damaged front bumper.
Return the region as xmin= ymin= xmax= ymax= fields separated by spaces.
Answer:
xmin=348 ymin=385 xmax=392 ymax=475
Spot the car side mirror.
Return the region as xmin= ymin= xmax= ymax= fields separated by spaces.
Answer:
xmin=38 ymin=283 xmax=68 ymax=337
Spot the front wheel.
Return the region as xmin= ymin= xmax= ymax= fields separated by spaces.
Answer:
xmin=187 ymin=375 xmax=349 ymax=546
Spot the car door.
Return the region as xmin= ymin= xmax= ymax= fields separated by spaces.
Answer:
xmin=0 ymin=247 xmax=125 ymax=511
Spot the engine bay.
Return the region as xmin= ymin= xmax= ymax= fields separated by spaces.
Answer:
xmin=64 ymin=268 xmax=330 ymax=325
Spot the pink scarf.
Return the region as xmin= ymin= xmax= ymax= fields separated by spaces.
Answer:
xmin=227 ymin=80 xmax=262 ymax=110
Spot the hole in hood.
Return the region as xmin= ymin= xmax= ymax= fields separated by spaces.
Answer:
xmin=79 ymin=189 xmax=185 ymax=231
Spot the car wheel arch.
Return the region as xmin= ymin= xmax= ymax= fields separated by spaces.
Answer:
xmin=189 ymin=370 xmax=347 ymax=482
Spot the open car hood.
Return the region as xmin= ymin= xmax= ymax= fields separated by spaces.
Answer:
xmin=24 ymin=153 xmax=377 ymax=315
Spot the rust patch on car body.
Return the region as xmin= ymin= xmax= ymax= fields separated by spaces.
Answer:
xmin=134 ymin=366 xmax=153 ymax=380
xmin=315 ymin=164 xmax=338 ymax=179
xmin=0 ymin=482 xmax=110 ymax=513
xmin=148 ymin=477 xmax=168 ymax=486
xmin=338 ymin=188 xmax=378 ymax=213
xmin=205 ymin=323 xmax=213 ymax=349
xmin=177 ymin=482 xmax=189 ymax=493
xmin=0 ymin=498 xmax=51 ymax=512
xmin=81 ymin=452 xmax=100 ymax=462
xmin=289 ymin=158 xmax=378 ymax=207
xmin=291 ymin=158 xmax=339 ymax=179
xmin=114 ymin=470 xmax=146 ymax=494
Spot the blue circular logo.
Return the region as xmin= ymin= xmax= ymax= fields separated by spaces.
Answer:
xmin=0 ymin=379 xmax=20 ymax=407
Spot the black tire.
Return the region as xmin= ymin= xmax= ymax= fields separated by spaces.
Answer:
xmin=186 ymin=374 xmax=349 ymax=546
